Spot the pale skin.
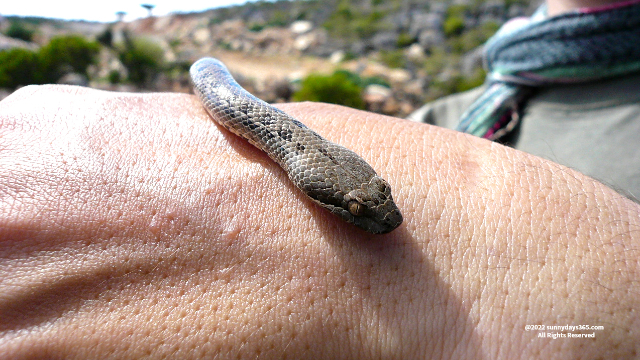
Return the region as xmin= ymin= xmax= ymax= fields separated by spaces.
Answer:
xmin=2 ymin=1 xmax=640 ymax=358
xmin=2 ymin=83 xmax=639 ymax=359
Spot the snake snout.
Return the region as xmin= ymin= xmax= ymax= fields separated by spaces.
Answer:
xmin=341 ymin=177 xmax=403 ymax=234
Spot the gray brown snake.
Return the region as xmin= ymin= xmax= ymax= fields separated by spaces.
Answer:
xmin=190 ymin=58 xmax=402 ymax=234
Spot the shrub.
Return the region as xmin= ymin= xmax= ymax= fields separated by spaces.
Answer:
xmin=323 ymin=1 xmax=390 ymax=41
xmin=292 ymin=71 xmax=365 ymax=109
xmin=396 ymin=32 xmax=415 ymax=48
xmin=455 ymin=68 xmax=487 ymax=92
xmin=443 ymin=16 xmax=465 ymax=37
xmin=333 ymin=69 xmax=389 ymax=89
xmin=108 ymin=70 xmax=122 ymax=84
xmin=443 ymin=4 xmax=469 ymax=38
xmin=118 ymin=36 xmax=164 ymax=88
xmin=248 ymin=23 xmax=265 ymax=32
xmin=379 ymin=49 xmax=406 ymax=69
xmin=5 ymin=21 xmax=35 ymax=42
xmin=323 ymin=1 xmax=355 ymax=40
xmin=267 ymin=10 xmax=289 ymax=27
xmin=0 ymin=35 xmax=100 ymax=89
xmin=0 ymin=48 xmax=40 ymax=88
xmin=38 ymin=35 xmax=101 ymax=83
xmin=342 ymin=51 xmax=358 ymax=61
xmin=353 ymin=11 xmax=386 ymax=39
xmin=96 ymin=27 xmax=114 ymax=48
xmin=247 ymin=10 xmax=290 ymax=32
xmin=422 ymin=46 xmax=456 ymax=76
xmin=450 ymin=21 xmax=500 ymax=54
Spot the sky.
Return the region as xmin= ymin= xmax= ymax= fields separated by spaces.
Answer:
xmin=2 ymin=0 xmax=255 ymax=23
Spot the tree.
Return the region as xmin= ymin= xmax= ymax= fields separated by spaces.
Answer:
xmin=141 ymin=4 xmax=155 ymax=17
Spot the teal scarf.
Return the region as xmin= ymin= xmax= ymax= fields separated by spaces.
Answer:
xmin=457 ymin=0 xmax=640 ymax=140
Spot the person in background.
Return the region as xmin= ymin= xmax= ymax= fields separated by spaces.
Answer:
xmin=409 ymin=0 xmax=640 ymax=199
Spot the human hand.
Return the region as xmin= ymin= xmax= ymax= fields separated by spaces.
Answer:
xmin=1 ymin=85 xmax=638 ymax=359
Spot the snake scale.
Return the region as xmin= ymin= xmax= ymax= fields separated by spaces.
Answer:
xmin=190 ymin=58 xmax=402 ymax=234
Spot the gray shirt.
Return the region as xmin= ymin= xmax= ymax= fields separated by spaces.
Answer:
xmin=408 ymin=72 xmax=640 ymax=200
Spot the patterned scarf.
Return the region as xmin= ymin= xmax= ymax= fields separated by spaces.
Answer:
xmin=456 ymin=0 xmax=640 ymax=140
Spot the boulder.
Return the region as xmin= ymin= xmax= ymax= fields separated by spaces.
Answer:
xmin=461 ymin=46 xmax=485 ymax=77
xmin=330 ymin=50 xmax=345 ymax=63
xmin=418 ymin=30 xmax=445 ymax=50
xmin=409 ymin=12 xmax=444 ymax=38
xmin=290 ymin=20 xmax=313 ymax=34
xmin=192 ymin=28 xmax=211 ymax=45
xmin=0 ymin=34 xmax=38 ymax=51
xmin=406 ymin=43 xmax=426 ymax=60
xmin=371 ymin=31 xmax=398 ymax=51
xmin=58 ymin=73 xmax=88 ymax=87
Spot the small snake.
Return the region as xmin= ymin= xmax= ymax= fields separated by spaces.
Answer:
xmin=190 ymin=58 xmax=402 ymax=234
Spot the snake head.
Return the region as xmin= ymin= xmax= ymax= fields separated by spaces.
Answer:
xmin=336 ymin=176 xmax=403 ymax=234
xmin=295 ymin=149 xmax=403 ymax=234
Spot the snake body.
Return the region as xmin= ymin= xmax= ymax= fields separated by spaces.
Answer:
xmin=190 ymin=58 xmax=402 ymax=234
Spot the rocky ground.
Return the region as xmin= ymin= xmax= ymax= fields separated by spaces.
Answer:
xmin=0 ymin=0 xmax=537 ymax=117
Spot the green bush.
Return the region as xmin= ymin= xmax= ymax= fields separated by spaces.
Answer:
xmin=444 ymin=4 xmax=468 ymax=38
xmin=168 ymin=38 xmax=182 ymax=49
xmin=447 ymin=4 xmax=470 ymax=18
xmin=247 ymin=10 xmax=290 ymax=32
xmin=379 ymin=49 xmax=406 ymax=69
xmin=38 ymin=35 xmax=101 ymax=83
xmin=450 ymin=21 xmax=500 ymax=54
xmin=292 ymin=71 xmax=365 ymax=109
xmin=353 ymin=11 xmax=386 ymax=39
xmin=504 ymin=0 xmax=531 ymax=7
xmin=323 ymin=1 xmax=390 ymax=40
xmin=455 ymin=68 xmax=487 ymax=92
xmin=333 ymin=69 xmax=389 ymax=88
xmin=422 ymin=46 xmax=456 ymax=76
xmin=267 ymin=10 xmax=289 ymax=27
xmin=396 ymin=32 xmax=415 ymax=48
xmin=5 ymin=21 xmax=35 ymax=42
xmin=96 ymin=27 xmax=114 ymax=48
xmin=118 ymin=36 xmax=164 ymax=88
xmin=108 ymin=70 xmax=122 ymax=84
xmin=0 ymin=48 xmax=40 ymax=88
xmin=323 ymin=1 xmax=355 ymax=40
xmin=248 ymin=23 xmax=265 ymax=32
xmin=0 ymin=35 xmax=100 ymax=89
xmin=444 ymin=16 xmax=465 ymax=37
xmin=342 ymin=51 xmax=358 ymax=61
xmin=334 ymin=69 xmax=391 ymax=89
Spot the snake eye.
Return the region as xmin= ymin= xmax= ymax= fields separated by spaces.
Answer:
xmin=348 ymin=200 xmax=365 ymax=216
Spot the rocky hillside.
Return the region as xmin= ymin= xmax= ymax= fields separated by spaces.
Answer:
xmin=0 ymin=0 xmax=537 ymax=117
